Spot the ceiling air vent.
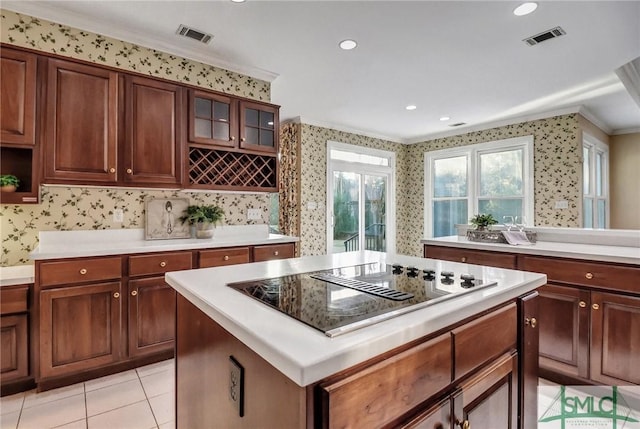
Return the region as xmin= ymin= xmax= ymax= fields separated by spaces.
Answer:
xmin=176 ymin=24 xmax=213 ymax=44
xmin=524 ymin=26 xmax=566 ymax=46
xmin=449 ymin=122 xmax=466 ymax=127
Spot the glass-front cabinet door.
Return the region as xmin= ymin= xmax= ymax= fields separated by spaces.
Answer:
xmin=239 ymin=101 xmax=279 ymax=153
xmin=188 ymin=90 xmax=237 ymax=147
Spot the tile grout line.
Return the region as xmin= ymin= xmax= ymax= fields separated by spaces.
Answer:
xmin=137 ymin=367 xmax=161 ymax=429
xmin=15 ymin=392 xmax=25 ymax=429
xmin=83 ymin=381 xmax=88 ymax=429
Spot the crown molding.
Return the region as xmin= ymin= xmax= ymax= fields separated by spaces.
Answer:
xmin=616 ymin=56 xmax=640 ymax=109
xmin=293 ymin=116 xmax=404 ymax=144
xmin=2 ymin=2 xmax=279 ymax=83
xmin=404 ymin=106 xmax=585 ymax=144
xmin=611 ymin=127 xmax=640 ymax=135
xmin=577 ymin=106 xmax=613 ymax=135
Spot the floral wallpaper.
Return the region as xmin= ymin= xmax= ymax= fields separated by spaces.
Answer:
xmin=1 ymin=187 xmax=270 ymax=266
xmin=297 ymin=114 xmax=583 ymax=258
xmin=279 ymin=123 xmax=301 ymax=245
xmin=0 ymin=9 xmax=270 ymax=101
xmin=0 ymin=9 xmax=273 ymax=267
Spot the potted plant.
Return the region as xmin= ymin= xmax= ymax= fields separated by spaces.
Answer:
xmin=0 ymin=175 xmax=20 ymax=193
xmin=469 ymin=213 xmax=498 ymax=231
xmin=179 ymin=204 xmax=225 ymax=239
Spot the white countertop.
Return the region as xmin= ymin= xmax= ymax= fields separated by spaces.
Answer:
xmin=29 ymin=226 xmax=298 ymax=260
xmin=422 ymin=236 xmax=640 ymax=265
xmin=0 ymin=265 xmax=35 ymax=287
xmin=165 ymin=251 xmax=546 ymax=387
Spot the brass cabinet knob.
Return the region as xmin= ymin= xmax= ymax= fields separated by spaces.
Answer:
xmin=274 ymin=250 xmax=279 ymax=256
xmin=230 ymin=136 xmax=236 ymax=141
xmin=458 ymin=420 xmax=470 ymax=429
xmin=579 ymin=301 xmax=587 ymax=308
xmin=109 ymin=167 xmax=116 ymax=173
xmin=160 ymin=261 xmax=167 ymax=267
xmin=224 ymin=255 xmax=230 ymax=261
xmin=525 ymin=317 xmax=537 ymax=328
xmin=592 ymin=303 xmax=600 ymax=310
xmin=126 ymin=168 xmax=133 ymax=174
xmin=241 ymin=137 xmax=246 ymax=142
xmin=113 ymin=292 xmax=120 ymax=298
xmin=461 ymin=256 xmax=467 ymax=263
xmin=585 ymin=272 xmax=594 ymax=280
xmin=79 ymin=268 xmax=87 ymax=275
xmin=131 ymin=290 xmax=138 ymax=296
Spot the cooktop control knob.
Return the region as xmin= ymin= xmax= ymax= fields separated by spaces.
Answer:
xmin=406 ymin=266 xmax=419 ymax=278
xmin=423 ymin=269 xmax=436 ymax=281
xmin=392 ymin=264 xmax=403 ymax=275
xmin=460 ymin=274 xmax=476 ymax=288
xmin=441 ymin=271 xmax=454 ymax=285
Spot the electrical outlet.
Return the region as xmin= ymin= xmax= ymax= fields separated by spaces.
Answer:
xmin=113 ymin=209 xmax=124 ymax=223
xmin=554 ymin=200 xmax=569 ymax=209
xmin=229 ymin=356 xmax=244 ymax=417
xmin=247 ymin=208 xmax=262 ymax=220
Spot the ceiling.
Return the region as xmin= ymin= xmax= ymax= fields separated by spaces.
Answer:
xmin=5 ymin=1 xmax=640 ymax=143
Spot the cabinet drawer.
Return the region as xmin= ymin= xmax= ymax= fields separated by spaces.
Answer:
xmin=452 ymin=303 xmax=517 ymax=380
xmin=199 ymin=247 xmax=250 ymax=268
xmin=129 ymin=252 xmax=192 ymax=277
xmin=0 ymin=284 xmax=29 ymax=315
xmin=520 ymin=256 xmax=640 ymax=294
xmin=253 ymin=243 xmax=295 ymax=262
xmin=320 ymin=334 xmax=451 ymax=429
xmin=39 ymin=257 xmax=122 ymax=287
xmin=424 ymin=245 xmax=517 ymax=269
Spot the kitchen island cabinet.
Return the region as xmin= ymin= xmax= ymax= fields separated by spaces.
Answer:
xmin=167 ymin=251 xmax=545 ymax=429
xmin=423 ymin=235 xmax=640 ymax=386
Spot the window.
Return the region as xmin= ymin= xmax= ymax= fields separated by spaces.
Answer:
xmin=424 ymin=136 xmax=534 ymax=237
xmin=583 ymin=135 xmax=609 ymax=228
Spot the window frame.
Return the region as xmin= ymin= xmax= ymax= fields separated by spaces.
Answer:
xmin=424 ymin=135 xmax=534 ymax=238
xmin=582 ymin=134 xmax=609 ymax=229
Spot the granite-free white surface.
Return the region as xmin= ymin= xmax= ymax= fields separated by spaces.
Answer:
xmin=165 ymin=251 xmax=546 ymax=387
xmin=422 ymin=236 xmax=640 ymax=265
xmin=0 ymin=265 xmax=35 ymax=287
xmin=29 ymin=226 xmax=298 ymax=260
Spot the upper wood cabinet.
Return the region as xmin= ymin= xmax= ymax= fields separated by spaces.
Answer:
xmin=0 ymin=47 xmax=40 ymax=204
xmin=188 ymin=90 xmax=279 ymax=154
xmin=43 ymin=58 xmax=118 ymax=184
xmin=239 ymin=101 xmax=279 ymax=154
xmin=123 ymin=76 xmax=183 ymax=186
xmin=1 ymin=49 xmax=36 ymax=146
xmin=188 ymin=90 xmax=237 ymax=148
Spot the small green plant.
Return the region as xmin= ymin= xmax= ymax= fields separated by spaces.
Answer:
xmin=179 ymin=204 xmax=224 ymax=226
xmin=0 ymin=175 xmax=19 ymax=188
xmin=469 ymin=213 xmax=498 ymax=229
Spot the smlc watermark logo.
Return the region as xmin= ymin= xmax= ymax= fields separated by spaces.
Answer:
xmin=539 ymin=385 xmax=640 ymax=428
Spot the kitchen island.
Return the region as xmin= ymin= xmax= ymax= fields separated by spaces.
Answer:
xmin=166 ymin=251 xmax=546 ymax=429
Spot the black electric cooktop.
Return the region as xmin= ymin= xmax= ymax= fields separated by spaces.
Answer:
xmin=228 ymin=262 xmax=498 ymax=337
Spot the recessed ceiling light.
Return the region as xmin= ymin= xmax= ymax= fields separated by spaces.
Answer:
xmin=439 ymin=116 xmax=450 ymax=121
xmin=513 ymin=2 xmax=538 ymax=16
xmin=405 ymin=105 xmax=417 ymax=111
xmin=231 ymin=0 xmax=246 ymax=3
xmin=339 ymin=39 xmax=357 ymax=50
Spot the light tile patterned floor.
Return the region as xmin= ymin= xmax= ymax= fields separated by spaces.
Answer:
xmin=0 ymin=359 xmax=174 ymax=429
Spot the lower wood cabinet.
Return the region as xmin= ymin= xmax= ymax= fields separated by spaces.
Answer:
xmin=400 ymin=397 xmax=452 ymax=429
xmin=1 ymin=314 xmax=29 ymax=383
xmin=39 ymin=281 xmax=123 ymax=379
xmin=128 ymin=277 xmax=176 ymax=357
xmin=590 ymin=291 xmax=640 ymax=385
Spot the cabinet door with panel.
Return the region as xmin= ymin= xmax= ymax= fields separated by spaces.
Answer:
xmin=0 ymin=48 xmax=37 ymax=145
xmin=123 ymin=76 xmax=183 ymax=186
xmin=239 ymin=101 xmax=279 ymax=153
xmin=39 ymin=281 xmax=122 ymax=379
xmin=188 ymin=90 xmax=237 ymax=148
xmin=1 ymin=315 xmax=29 ymax=383
xmin=590 ymin=291 xmax=640 ymax=385
xmin=537 ymin=284 xmax=590 ymax=380
xmin=400 ymin=398 xmax=453 ymax=429
xmin=453 ymin=352 xmax=518 ymax=429
xmin=44 ymin=58 xmax=118 ymax=184
xmin=128 ymin=277 xmax=176 ymax=357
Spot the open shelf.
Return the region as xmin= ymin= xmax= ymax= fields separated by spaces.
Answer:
xmin=1 ymin=146 xmax=39 ymax=204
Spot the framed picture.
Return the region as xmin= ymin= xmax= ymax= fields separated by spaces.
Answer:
xmin=145 ymin=198 xmax=191 ymax=240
